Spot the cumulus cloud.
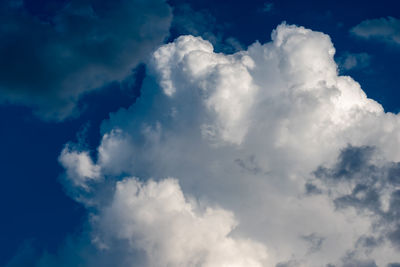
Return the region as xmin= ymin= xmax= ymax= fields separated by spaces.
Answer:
xmin=38 ymin=23 xmax=400 ymax=266
xmin=351 ymin=17 xmax=400 ymax=45
xmin=0 ymin=0 xmax=171 ymax=120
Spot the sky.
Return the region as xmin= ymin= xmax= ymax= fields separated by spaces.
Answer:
xmin=1 ymin=0 xmax=400 ymax=266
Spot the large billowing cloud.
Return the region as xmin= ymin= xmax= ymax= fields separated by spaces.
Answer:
xmin=351 ymin=17 xmax=400 ymax=45
xmin=0 ymin=0 xmax=171 ymax=120
xmin=55 ymin=23 xmax=400 ymax=266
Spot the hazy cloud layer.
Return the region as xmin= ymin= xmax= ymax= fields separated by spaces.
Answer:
xmin=351 ymin=17 xmax=400 ymax=45
xmin=0 ymin=0 xmax=171 ymax=120
xmin=45 ymin=23 xmax=400 ymax=266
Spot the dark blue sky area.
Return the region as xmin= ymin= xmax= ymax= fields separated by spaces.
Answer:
xmin=0 ymin=0 xmax=399 ymax=265
xmin=0 ymin=65 xmax=144 ymax=264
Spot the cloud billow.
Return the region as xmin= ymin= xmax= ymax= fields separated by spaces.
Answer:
xmin=49 ymin=23 xmax=400 ymax=266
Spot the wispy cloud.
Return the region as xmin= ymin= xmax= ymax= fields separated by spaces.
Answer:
xmin=351 ymin=17 xmax=400 ymax=45
xmin=262 ymin=2 xmax=274 ymax=12
xmin=337 ymin=52 xmax=371 ymax=71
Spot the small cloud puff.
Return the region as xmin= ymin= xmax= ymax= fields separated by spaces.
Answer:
xmin=351 ymin=17 xmax=400 ymax=45
xmin=337 ymin=52 xmax=371 ymax=71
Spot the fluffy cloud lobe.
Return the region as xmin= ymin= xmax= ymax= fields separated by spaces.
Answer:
xmin=57 ymin=23 xmax=400 ymax=266
xmin=99 ymin=178 xmax=268 ymax=266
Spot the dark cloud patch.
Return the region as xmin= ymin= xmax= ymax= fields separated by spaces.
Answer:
xmin=388 ymin=225 xmax=400 ymax=249
xmin=304 ymin=182 xmax=322 ymax=195
xmin=275 ymin=260 xmax=301 ymax=267
xmin=340 ymin=251 xmax=378 ymax=267
xmin=342 ymin=259 xmax=377 ymax=267
xmin=313 ymin=145 xmax=400 ymax=252
xmin=355 ymin=235 xmax=383 ymax=252
xmin=301 ymin=233 xmax=325 ymax=253
xmin=388 ymin=163 xmax=400 ymax=185
xmin=314 ymin=145 xmax=376 ymax=181
xmin=333 ymin=183 xmax=381 ymax=212
xmin=0 ymin=0 xmax=171 ymax=120
xmin=386 ymin=190 xmax=400 ymax=221
xmin=234 ymin=155 xmax=263 ymax=175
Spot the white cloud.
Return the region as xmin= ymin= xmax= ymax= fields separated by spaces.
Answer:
xmin=96 ymin=177 xmax=269 ymax=267
xmin=351 ymin=17 xmax=400 ymax=45
xmin=53 ymin=23 xmax=400 ymax=266
xmin=59 ymin=145 xmax=101 ymax=191
xmin=152 ymin=34 xmax=257 ymax=144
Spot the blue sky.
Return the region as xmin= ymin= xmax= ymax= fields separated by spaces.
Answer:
xmin=1 ymin=0 xmax=400 ymax=266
